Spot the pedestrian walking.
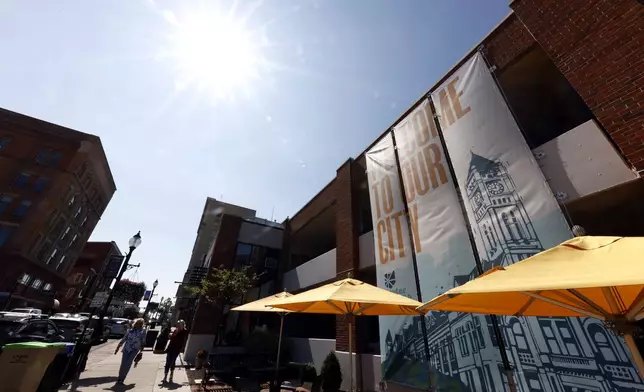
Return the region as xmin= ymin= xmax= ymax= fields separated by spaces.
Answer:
xmin=162 ymin=319 xmax=189 ymax=383
xmin=113 ymin=318 xmax=146 ymax=385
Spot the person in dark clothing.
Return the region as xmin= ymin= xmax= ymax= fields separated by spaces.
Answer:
xmin=162 ymin=320 xmax=188 ymax=383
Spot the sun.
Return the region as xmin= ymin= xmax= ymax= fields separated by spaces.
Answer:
xmin=162 ymin=7 xmax=268 ymax=103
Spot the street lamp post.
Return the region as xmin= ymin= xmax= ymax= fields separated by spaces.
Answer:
xmin=98 ymin=231 xmax=142 ymax=321
xmin=69 ymin=231 xmax=142 ymax=379
xmin=143 ymin=279 xmax=158 ymax=320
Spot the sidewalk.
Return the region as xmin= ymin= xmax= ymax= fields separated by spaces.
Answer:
xmin=59 ymin=340 xmax=191 ymax=391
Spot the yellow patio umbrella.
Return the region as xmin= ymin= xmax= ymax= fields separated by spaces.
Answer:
xmin=231 ymin=291 xmax=293 ymax=382
xmin=269 ymin=277 xmax=424 ymax=392
xmin=417 ymin=236 xmax=644 ymax=377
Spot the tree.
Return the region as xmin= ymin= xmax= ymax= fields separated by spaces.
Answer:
xmin=185 ymin=265 xmax=256 ymax=343
xmin=184 ymin=265 xmax=257 ymax=307
xmin=157 ymin=298 xmax=174 ymax=323
xmin=321 ymin=352 xmax=342 ymax=392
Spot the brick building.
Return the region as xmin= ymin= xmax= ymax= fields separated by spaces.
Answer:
xmin=181 ymin=0 xmax=644 ymax=390
xmin=0 ymin=108 xmax=116 ymax=310
xmin=58 ymin=241 xmax=123 ymax=312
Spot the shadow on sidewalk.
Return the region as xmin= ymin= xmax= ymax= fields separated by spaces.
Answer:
xmin=65 ymin=376 xmax=135 ymax=391
xmin=157 ymin=381 xmax=190 ymax=390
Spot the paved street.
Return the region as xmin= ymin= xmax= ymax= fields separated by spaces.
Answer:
xmin=60 ymin=340 xmax=191 ymax=391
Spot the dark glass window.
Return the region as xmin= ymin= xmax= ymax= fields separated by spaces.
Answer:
xmin=0 ymin=136 xmax=11 ymax=151
xmin=234 ymin=243 xmax=253 ymax=267
xmin=13 ymin=173 xmax=31 ymax=188
xmin=0 ymin=226 xmax=14 ymax=248
xmin=13 ymin=200 xmax=32 ymax=217
xmin=34 ymin=178 xmax=49 ymax=192
xmin=0 ymin=196 xmax=13 ymax=214
xmin=35 ymin=149 xmax=64 ymax=167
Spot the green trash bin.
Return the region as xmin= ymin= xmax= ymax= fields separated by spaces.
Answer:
xmin=0 ymin=342 xmax=61 ymax=392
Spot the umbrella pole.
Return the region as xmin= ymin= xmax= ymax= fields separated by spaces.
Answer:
xmin=624 ymin=333 xmax=644 ymax=378
xmin=275 ymin=314 xmax=285 ymax=385
xmin=349 ymin=314 xmax=354 ymax=392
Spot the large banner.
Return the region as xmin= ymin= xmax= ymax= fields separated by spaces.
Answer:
xmin=390 ymin=99 xmax=499 ymax=390
xmin=366 ymin=133 xmax=428 ymax=388
xmin=431 ymin=52 xmax=641 ymax=391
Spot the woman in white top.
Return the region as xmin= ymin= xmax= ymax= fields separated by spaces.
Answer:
xmin=114 ymin=318 xmax=146 ymax=385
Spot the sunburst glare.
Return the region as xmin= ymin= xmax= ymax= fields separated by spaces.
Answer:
xmin=158 ymin=4 xmax=271 ymax=103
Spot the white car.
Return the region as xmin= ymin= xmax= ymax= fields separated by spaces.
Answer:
xmin=0 ymin=308 xmax=42 ymax=321
xmin=108 ymin=318 xmax=130 ymax=338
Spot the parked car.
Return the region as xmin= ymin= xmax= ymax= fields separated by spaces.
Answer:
xmin=108 ymin=318 xmax=130 ymax=338
xmin=0 ymin=318 xmax=65 ymax=346
xmin=52 ymin=313 xmax=73 ymax=318
xmin=0 ymin=308 xmax=42 ymax=321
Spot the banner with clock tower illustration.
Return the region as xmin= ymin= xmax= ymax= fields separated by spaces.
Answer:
xmin=429 ymin=52 xmax=642 ymax=391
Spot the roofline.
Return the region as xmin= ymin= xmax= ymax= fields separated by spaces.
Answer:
xmin=0 ymin=107 xmax=117 ymax=192
xmin=357 ymin=11 xmax=515 ymax=160
xmin=287 ymin=12 xmax=517 ymax=222
xmin=283 ymin=177 xmax=336 ymax=224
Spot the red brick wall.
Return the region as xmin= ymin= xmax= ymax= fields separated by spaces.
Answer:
xmin=481 ymin=13 xmax=536 ymax=72
xmin=190 ymin=214 xmax=242 ymax=335
xmin=511 ymin=0 xmax=644 ymax=170
xmin=289 ymin=180 xmax=337 ymax=233
xmin=334 ymin=159 xmax=361 ymax=352
xmin=58 ymin=241 xmax=119 ymax=311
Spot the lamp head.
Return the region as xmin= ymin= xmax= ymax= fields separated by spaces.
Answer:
xmin=129 ymin=231 xmax=142 ymax=249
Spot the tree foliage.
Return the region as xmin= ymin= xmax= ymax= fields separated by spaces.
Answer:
xmin=184 ymin=265 xmax=256 ymax=306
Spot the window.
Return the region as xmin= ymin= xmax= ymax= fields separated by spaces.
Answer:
xmin=0 ymin=225 xmax=14 ymax=248
xmin=33 ymin=177 xmax=49 ymax=192
xmin=51 ymin=218 xmax=65 ymax=238
xmin=67 ymin=194 xmax=76 ymax=208
xmin=31 ymin=279 xmax=43 ymax=289
xmin=56 ymin=254 xmax=67 ymax=270
xmin=46 ymin=248 xmax=59 ymax=265
xmin=73 ymin=206 xmax=83 ymax=220
xmin=0 ymin=136 xmax=11 ymax=151
xmin=13 ymin=200 xmax=32 ymax=217
xmin=65 ymin=288 xmax=75 ymax=299
xmin=0 ymin=195 xmax=13 ymax=214
xmin=234 ymin=243 xmax=253 ymax=267
xmin=36 ymin=149 xmax=53 ymax=164
xmin=80 ymin=216 xmax=88 ymax=227
xmin=69 ymin=234 xmax=79 ymax=249
xmin=43 ymin=283 xmax=52 ymax=292
xmin=35 ymin=149 xmax=63 ymax=166
xmin=72 ymin=273 xmax=83 ymax=284
xmin=13 ymin=173 xmax=31 ymax=188
xmin=18 ymin=273 xmax=31 ymax=285
xmin=50 ymin=152 xmax=63 ymax=166
xmin=60 ymin=226 xmax=71 ymax=241
xmin=37 ymin=241 xmax=52 ymax=262
xmin=18 ymin=322 xmax=49 ymax=338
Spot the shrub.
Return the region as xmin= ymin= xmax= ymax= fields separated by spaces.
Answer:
xmin=302 ymin=363 xmax=317 ymax=383
xmin=196 ymin=350 xmax=208 ymax=359
xmin=320 ymin=352 xmax=342 ymax=392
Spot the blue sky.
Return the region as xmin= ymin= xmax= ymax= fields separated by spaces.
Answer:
xmin=0 ymin=0 xmax=510 ymax=300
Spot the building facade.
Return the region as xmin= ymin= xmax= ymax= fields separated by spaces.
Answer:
xmin=173 ymin=198 xmax=257 ymax=324
xmin=58 ymin=241 xmax=123 ymax=312
xmin=183 ymin=212 xmax=283 ymax=361
xmin=0 ymin=108 xmax=116 ymax=310
xmin=177 ymin=0 xmax=644 ymax=390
